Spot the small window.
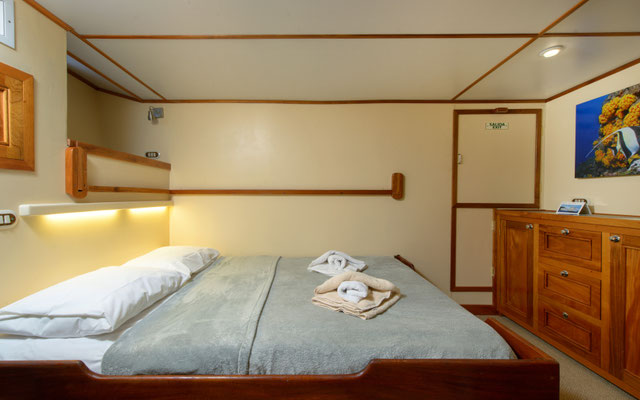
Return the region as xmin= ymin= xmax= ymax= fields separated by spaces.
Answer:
xmin=0 ymin=0 xmax=15 ymax=49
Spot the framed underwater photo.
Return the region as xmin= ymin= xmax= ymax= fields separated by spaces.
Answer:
xmin=575 ymin=83 xmax=640 ymax=178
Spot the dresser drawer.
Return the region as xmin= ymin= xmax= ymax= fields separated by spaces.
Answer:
xmin=538 ymin=300 xmax=601 ymax=366
xmin=538 ymin=263 xmax=601 ymax=319
xmin=539 ymin=225 xmax=602 ymax=271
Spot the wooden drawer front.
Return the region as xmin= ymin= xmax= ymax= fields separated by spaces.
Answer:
xmin=539 ymin=225 xmax=602 ymax=271
xmin=538 ymin=300 xmax=601 ymax=366
xmin=538 ymin=263 xmax=601 ymax=319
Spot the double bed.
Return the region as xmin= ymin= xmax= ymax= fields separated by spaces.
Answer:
xmin=0 ymin=253 xmax=559 ymax=399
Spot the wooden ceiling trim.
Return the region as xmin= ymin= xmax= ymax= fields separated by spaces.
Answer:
xmin=67 ymin=51 xmax=142 ymax=101
xmin=67 ymin=70 xmax=142 ymax=102
xmin=82 ymin=34 xmax=538 ymax=40
xmin=67 ymin=69 xmax=99 ymax=91
xmin=23 ymin=0 xmax=72 ymax=31
xmin=66 ymin=71 xmax=547 ymax=104
xmin=451 ymin=0 xmax=590 ymax=101
xmin=76 ymin=33 xmax=166 ymax=100
xmin=24 ymin=0 xmax=166 ymax=101
xmin=141 ymin=99 xmax=546 ymax=104
xmin=546 ymin=56 xmax=640 ymax=102
xmin=94 ymin=88 xmax=142 ymax=103
xmin=80 ymin=32 xmax=640 ymax=40
xmin=544 ymin=32 xmax=640 ymax=37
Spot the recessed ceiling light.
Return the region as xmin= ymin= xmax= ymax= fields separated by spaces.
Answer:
xmin=539 ymin=45 xmax=564 ymax=58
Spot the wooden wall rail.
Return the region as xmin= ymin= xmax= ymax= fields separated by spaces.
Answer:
xmin=65 ymin=140 xmax=171 ymax=199
xmin=67 ymin=140 xmax=171 ymax=170
xmin=65 ymin=141 xmax=405 ymax=200
xmin=89 ymin=186 xmax=171 ymax=194
xmin=170 ymin=173 xmax=404 ymax=199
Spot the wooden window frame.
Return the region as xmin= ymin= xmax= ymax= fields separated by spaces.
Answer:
xmin=0 ymin=62 xmax=34 ymax=171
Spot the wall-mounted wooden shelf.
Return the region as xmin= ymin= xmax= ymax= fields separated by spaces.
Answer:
xmin=65 ymin=141 xmax=405 ymax=200
xmin=67 ymin=139 xmax=171 ymax=170
xmin=19 ymin=201 xmax=173 ymax=216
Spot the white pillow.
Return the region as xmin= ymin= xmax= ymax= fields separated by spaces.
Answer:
xmin=0 ymin=266 xmax=186 ymax=338
xmin=122 ymin=246 xmax=220 ymax=275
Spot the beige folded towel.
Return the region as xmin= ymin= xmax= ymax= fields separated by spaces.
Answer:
xmin=312 ymin=271 xmax=400 ymax=320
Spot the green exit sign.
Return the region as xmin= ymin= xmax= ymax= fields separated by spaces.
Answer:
xmin=485 ymin=122 xmax=509 ymax=130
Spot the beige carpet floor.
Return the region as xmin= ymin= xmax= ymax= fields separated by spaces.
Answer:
xmin=479 ymin=315 xmax=636 ymax=400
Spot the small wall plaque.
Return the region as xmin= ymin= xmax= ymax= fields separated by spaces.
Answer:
xmin=485 ymin=122 xmax=509 ymax=130
xmin=0 ymin=62 xmax=34 ymax=171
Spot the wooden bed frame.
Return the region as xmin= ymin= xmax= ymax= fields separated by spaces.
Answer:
xmin=0 ymin=318 xmax=558 ymax=399
xmin=0 ymin=254 xmax=557 ymax=399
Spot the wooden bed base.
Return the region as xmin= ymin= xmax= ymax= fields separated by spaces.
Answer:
xmin=0 ymin=318 xmax=558 ymax=400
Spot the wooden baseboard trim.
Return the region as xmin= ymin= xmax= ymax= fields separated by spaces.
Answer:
xmin=462 ymin=304 xmax=498 ymax=315
xmin=451 ymin=285 xmax=494 ymax=292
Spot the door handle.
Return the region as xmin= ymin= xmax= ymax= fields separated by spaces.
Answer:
xmin=525 ymin=224 xmax=533 ymax=230
xmin=560 ymin=270 xmax=569 ymax=277
xmin=561 ymin=228 xmax=570 ymax=235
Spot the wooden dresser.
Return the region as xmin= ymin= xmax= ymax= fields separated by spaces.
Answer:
xmin=495 ymin=210 xmax=640 ymax=398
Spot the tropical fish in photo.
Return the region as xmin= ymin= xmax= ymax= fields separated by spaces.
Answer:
xmin=586 ymin=126 xmax=640 ymax=160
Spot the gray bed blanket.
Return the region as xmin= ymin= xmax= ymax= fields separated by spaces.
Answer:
xmin=103 ymin=256 xmax=514 ymax=375
xmin=102 ymin=256 xmax=279 ymax=375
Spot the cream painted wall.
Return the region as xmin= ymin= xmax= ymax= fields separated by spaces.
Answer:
xmin=0 ymin=1 xmax=169 ymax=307
xmin=88 ymin=95 xmax=544 ymax=304
xmin=67 ymin=75 xmax=168 ymax=160
xmin=166 ymin=103 xmax=455 ymax=296
xmin=67 ymin=75 xmax=107 ymax=146
xmin=98 ymin=93 xmax=171 ymax=161
xmin=542 ymin=64 xmax=640 ymax=215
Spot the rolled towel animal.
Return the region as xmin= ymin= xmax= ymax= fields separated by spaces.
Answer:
xmin=308 ymin=250 xmax=367 ymax=276
xmin=337 ymin=281 xmax=369 ymax=303
xmin=312 ymin=271 xmax=401 ymax=320
xmin=328 ymin=254 xmax=347 ymax=270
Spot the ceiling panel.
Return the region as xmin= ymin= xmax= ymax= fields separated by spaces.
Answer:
xmin=67 ymin=56 xmax=131 ymax=96
xmin=459 ymin=36 xmax=640 ymax=100
xmin=67 ymin=33 xmax=162 ymax=100
xmin=38 ymin=0 xmax=577 ymax=35
xmin=549 ymin=0 xmax=640 ymax=33
xmin=91 ymin=38 xmax=529 ymax=100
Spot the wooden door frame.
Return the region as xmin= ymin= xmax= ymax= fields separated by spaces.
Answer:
xmin=450 ymin=109 xmax=542 ymax=292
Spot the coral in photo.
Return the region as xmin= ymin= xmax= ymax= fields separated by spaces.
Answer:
xmin=575 ymin=83 xmax=640 ymax=178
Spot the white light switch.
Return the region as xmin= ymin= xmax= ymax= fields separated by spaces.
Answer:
xmin=0 ymin=210 xmax=17 ymax=229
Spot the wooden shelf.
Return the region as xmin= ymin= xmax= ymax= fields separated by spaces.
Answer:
xmin=19 ymin=201 xmax=173 ymax=216
xmin=67 ymin=139 xmax=171 ymax=170
xmin=65 ymin=141 xmax=404 ymax=200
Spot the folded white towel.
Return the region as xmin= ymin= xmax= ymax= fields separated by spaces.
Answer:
xmin=308 ymin=250 xmax=367 ymax=276
xmin=337 ymin=281 xmax=369 ymax=303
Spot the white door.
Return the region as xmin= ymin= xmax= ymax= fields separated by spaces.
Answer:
xmin=452 ymin=109 xmax=540 ymax=295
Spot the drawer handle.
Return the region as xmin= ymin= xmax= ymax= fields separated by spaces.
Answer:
xmin=610 ymin=235 xmax=621 ymax=242
xmin=562 ymin=312 xmax=569 ymax=319
xmin=561 ymin=228 xmax=570 ymax=235
xmin=560 ymin=270 xmax=569 ymax=277
xmin=525 ymin=224 xmax=533 ymax=230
